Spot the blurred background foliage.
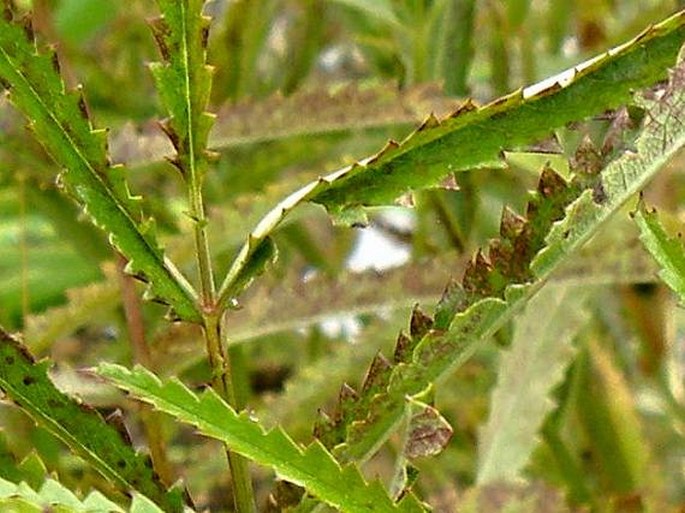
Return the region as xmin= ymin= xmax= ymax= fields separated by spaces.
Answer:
xmin=0 ymin=0 xmax=684 ymax=511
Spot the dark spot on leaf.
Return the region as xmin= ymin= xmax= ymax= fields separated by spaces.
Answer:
xmin=117 ymin=459 xmax=127 ymax=469
xmin=4 ymin=356 xmax=14 ymax=365
xmin=633 ymin=282 xmax=656 ymax=296
xmin=592 ymin=182 xmax=607 ymax=204
xmin=22 ymin=376 xmax=35 ymax=385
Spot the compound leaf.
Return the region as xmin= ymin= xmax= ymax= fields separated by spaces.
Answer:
xmin=314 ymin=42 xmax=685 ymax=465
xmin=216 ymin=11 xmax=685 ymax=309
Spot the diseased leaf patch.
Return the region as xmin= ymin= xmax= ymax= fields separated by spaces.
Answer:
xmin=313 ymin=156 xmax=597 ymax=458
xmin=313 ymin=40 xmax=685 ymax=463
xmin=0 ymin=329 xmax=186 ymax=512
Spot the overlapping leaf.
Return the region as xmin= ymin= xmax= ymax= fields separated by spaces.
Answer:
xmin=0 ymin=6 xmax=200 ymax=322
xmin=0 ymin=329 xmax=185 ymax=512
xmin=216 ymin=11 xmax=685 ymax=309
xmin=97 ymin=364 xmax=426 ymax=513
xmin=310 ymin=10 xmax=685 ymax=222
xmin=313 ymin=44 xmax=685 ymax=465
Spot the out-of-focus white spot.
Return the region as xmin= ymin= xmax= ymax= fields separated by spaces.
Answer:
xmin=346 ymin=226 xmax=411 ymax=272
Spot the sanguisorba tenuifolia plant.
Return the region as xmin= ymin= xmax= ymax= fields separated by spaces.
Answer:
xmin=0 ymin=0 xmax=684 ymax=511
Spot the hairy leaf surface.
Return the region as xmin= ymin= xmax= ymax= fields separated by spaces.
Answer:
xmin=97 ymin=364 xmax=426 ymax=513
xmin=0 ymin=8 xmax=200 ymax=322
xmin=0 ymin=330 xmax=184 ymax=512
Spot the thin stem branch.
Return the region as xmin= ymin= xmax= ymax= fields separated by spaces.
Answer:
xmin=115 ymin=254 xmax=175 ymax=485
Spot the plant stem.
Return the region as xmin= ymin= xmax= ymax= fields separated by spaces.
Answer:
xmin=115 ymin=254 xmax=174 ymax=486
xmin=204 ymin=314 xmax=256 ymax=513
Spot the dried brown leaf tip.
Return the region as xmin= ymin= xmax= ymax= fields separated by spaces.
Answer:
xmin=409 ymin=305 xmax=433 ymax=339
xmin=537 ymin=165 xmax=567 ymax=198
xmin=447 ymin=98 xmax=478 ymax=119
xmin=361 ymin=352 xmax=392 ymax=393
xmin=462 ymin=250 xmax=494 ymax=296
xmin=393 ymin=332 xmax=413 ymax=364
xmin=499 ymin=206 xmax=526 ymax=240
xmin=336 ymin=383 xmax=359 ymax=420
xmin=572 ymin=135 xmax=604 ymax=175
xmin=148 ymin=17 xmax=172 ymax=61
xmin=417 ymin=113 xmax=440 ymax=131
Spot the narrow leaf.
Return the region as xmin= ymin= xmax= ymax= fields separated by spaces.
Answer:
xmin=216 ymin=12 xmax=685 ymax=308
xmin=149 ymin=0 xmax=215 ymax=182
xmin=311 ymin=11 xmax=685 ymax=220
xmin=316 ymin=45 xmax=685 ymax=465
xmin=633 ymin=204 xmax=685 ymax=302
xmin=0 ymin=8 xmax=200 ymax=322
xmin=97 ymin=363 xmax=426 ymax=513
xmin=477 ymin=284 xmax=590 ymax=484
xmin=0 ymin=329 xmax=184 ymax=512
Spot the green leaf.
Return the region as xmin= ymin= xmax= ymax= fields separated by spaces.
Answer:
xmin=97 ymin=363 xmax=426 ymax=513
xmin=633 ymin=204 xmax=685 ymax=302
xmin=310 ymin=11 xmax=685 ymax=221
xmin=0 ymin=474 xmax=128 ymax=512
xmin=0 ymin=329 xmax=185 ymax=512
xmin=315 ymin=43 xmax=685 ymax=465
xmin=476 ymin=284 xmax=590 ymax=484
xmin=149 ymin=0 xmax=215 ymax=182
xmin=0 ymin=8 xmax=200 ymax=323
xmin=148 ymin=0 xmax=217 ymax=301
xmin=215 ymin=12 xmax=685 ymax=308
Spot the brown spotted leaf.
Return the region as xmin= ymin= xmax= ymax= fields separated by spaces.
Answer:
xmin=0 ymin=329 xmax=186 ymax=511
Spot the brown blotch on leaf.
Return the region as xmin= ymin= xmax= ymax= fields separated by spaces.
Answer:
xmin=537 ymin=165 xmax=567 ymax=198
xmin=405 ymin=405 xmax=453 ymax=459
xmin=592 ymin=181 xmax=608 ymax=204
xmin=499 ymin=206 xmax=526 ymax=240
xmin=572 ymin=136 xmax=604 ymax=175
